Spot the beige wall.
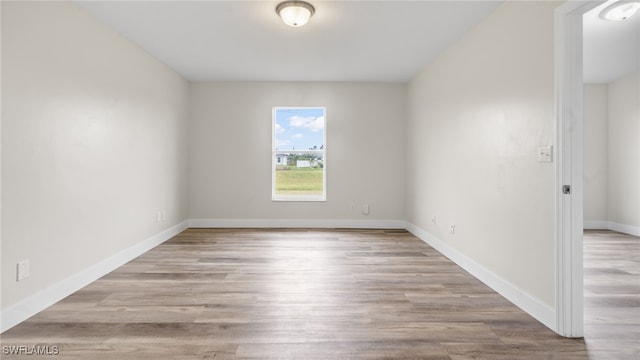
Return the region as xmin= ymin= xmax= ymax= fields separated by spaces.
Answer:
xmin=406 ymin=1 xmax=558 ymax=307
xmin=188 ymin=82 xmax=406 ymax=224
xmin=1 ymin=2 xmax=189 ymax=310
xmin=583 ymin=84 xmax=609 ymax=223
xmin=608 ymin=71 xmax=640 ymax=231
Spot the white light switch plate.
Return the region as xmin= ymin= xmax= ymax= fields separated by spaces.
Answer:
xmin=538 ymin=145 xmax=553 ymax=163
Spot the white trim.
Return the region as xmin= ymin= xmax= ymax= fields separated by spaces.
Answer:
xmin=406 ymin=223 xmax=556 ymax=331
xmin=554 ymin=0 xmax=603 ymax=338
xmin=272 ymin=107 xmax=327 ymax=202
xmin=584 ymin=220 xmax=640 ymax=236
xmin=272 ymin=195 xmax=326 ymax=202
xmin=607 ymin=222 xmax=640 ymax=237
xmin=189 ymin=218 xmax=407 ymax=229
xmin=0 ymin=221 xmax=189 ymax=333
xmin=6 ymin=217 xmax=600 ymax=334
xmin=583 ymin=220 xmax=609 ymax=229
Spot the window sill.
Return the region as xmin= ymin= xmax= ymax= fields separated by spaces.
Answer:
xmin=272 ymin=196 xmax=326 ymax=202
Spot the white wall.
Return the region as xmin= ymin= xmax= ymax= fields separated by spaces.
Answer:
xmin=607 ymin=71 xmax=640 ymax=233
xmin=188 ymin=82 xmax=405 ymax=226
xmin=406 ymin=0 xmax=558 ymax=324
xmin=583 ymin=72 xmax=640 ymax=236
xmin=1 ymin=0 xmax=189 ymax=322
xmin=583 ymin=84 xmax=609 ymax=224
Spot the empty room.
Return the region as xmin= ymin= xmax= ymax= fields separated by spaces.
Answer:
xmin=1 ymin=0 xmax=638 ymax=359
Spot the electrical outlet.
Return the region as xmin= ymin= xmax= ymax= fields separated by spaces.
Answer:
xmin=156 ymin=210 xmax=163 ymax=223
xmin=450 ymin=224 xmax=456 ymax=235
xmin=432 ymin=216 xmax=436 ymax=224
xmin=17 ymin=260 xmax=30 ymax=281
xmin=363 ymin=203 xmax=370 ymax=215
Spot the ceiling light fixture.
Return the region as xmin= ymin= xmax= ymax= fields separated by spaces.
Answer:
xmin=276 ymin=1 xmax=315 ymax=27
xmin=600 ymin=0 xmax=640 ymax=21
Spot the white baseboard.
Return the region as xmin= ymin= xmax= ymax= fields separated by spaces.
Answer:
xmin=189 ymin=218 xmax=407 ymax=229
xmin=607 ymin=222 xmax=640 ymax=237
xmin=405 ymin=223 xmax=556 ymax=332
xmin=3 ymin=219 xmax=565 ymax=334
xmin=583 ymin=220 xmax=609 ymax=230
xmin=0 ymin=221 xmax=189 ymax=333
xmin=584 ymin=220 xmax=640 ymax=237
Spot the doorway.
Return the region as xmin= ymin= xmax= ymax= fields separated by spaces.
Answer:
xmin=553 ymin=0 xmax=603 ymax=338
xmin=555 ymin=0 xmax=639 ymax=338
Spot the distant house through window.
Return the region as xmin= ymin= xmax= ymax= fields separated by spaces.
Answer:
xmin=276 ymin=154 xmax=289 ymax=165
xmin=272 ymin=107 xmax=326 ymax=201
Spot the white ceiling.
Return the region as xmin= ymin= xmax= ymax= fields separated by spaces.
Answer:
xmin=583 ymin=0 xmax=640 ymax=84
xmin=74 ymin=0 xmax=639 ymax=84
xmin=75 ymin=0 xmax=502 ymax=82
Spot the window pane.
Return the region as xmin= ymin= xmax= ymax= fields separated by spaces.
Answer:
xmin=274 ymin=108 xmax=325 ymax=151
xmin=274 ymin=153 xmax=324 ymax=197
xmin=273 ymin=107 xmax=326 ymax=201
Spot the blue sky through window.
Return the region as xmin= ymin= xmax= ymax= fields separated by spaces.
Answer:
xmin=274 ymin=108 xmax=325 ymax=151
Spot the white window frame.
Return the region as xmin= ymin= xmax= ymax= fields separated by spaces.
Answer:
xmin=272 ymin=107 xmax=326 ymax=202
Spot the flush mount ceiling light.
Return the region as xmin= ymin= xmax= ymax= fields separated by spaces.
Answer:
xmin=600 ymin=0 xmax=640 ymax=21
xmin=276 ymin=1 xmax=315 ymax=27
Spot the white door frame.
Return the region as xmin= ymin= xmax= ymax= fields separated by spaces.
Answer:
xmin=553 ymin=0 xmax=603 ymax=338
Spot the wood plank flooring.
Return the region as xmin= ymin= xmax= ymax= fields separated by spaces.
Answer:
xmin=0 ymin=228 xmax=637 ymax=359
xmin=583 ymin=230 xmax=640 ymax=360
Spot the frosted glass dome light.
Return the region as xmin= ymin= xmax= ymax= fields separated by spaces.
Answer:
xmin=276 ymin=1 xmax=315 ymax=27
xmin=600 ymin=1 xmax=640 ymax=21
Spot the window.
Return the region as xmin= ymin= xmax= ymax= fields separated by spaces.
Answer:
xmin=272 ymin=107 xmax=326 ymax=201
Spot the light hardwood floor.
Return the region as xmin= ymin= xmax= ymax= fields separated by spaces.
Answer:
xmin=583 ymin=230 xmax=640 ymax=360
xmin=0 ymin=228 xmax=637 ymax=359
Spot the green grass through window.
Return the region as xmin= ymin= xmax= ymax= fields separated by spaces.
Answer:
xmin=275 ymin=167 xmax=323 ymax=195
